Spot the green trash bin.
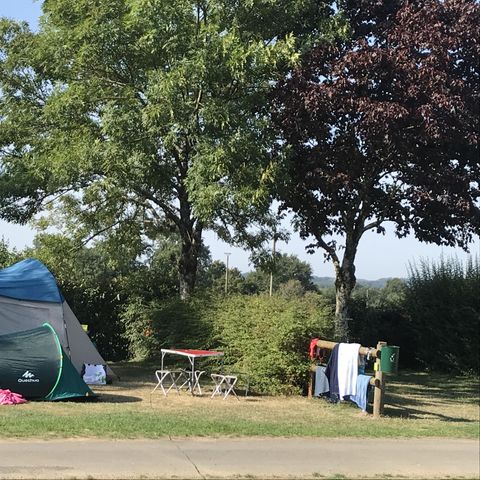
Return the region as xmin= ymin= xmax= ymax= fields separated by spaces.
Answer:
xmin=380 ymin=345 xmax=400 ymax=374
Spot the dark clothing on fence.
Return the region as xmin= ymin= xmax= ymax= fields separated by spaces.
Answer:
xmin=324 ymin=344 xmax=340 ymax=398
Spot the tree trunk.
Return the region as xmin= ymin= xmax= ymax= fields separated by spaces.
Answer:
xmin=178 ymin=225 xmax=202 ymax=300
xmin=333 ymin=261 xmax=356 ymax=341
xmin=174 ymin=167 xmax=204 ymax=300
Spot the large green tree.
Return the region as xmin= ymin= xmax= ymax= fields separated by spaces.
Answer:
xmin=244 ymin=253 xmax=317 ymax=294
xmin=0 ymin=0 xmax=337 ymax=299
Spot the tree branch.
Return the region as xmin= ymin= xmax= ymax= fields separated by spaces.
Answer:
xmin=362 ymin=219 xmax=383 ymax=233
xmin=316 ymin=236 xmax=340 ymax=266
xmin=134 ymin=187 xmax=181 ymax=227
xmin=69 ymin=218 xmax=123 ymax=251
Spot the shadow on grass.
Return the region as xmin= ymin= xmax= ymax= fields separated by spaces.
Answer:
xmin=95 ymin=392 xmax=143 ymax=403
xmin=380 ymin=371 xmax=479 ymax=421
xmin=393 ymin=373 xmax=478 ymax=398
xmin=110 ymin=380 xmax=155 ymax=389
xmin=108 ymin=359 xmax=160 ymax=378
xmin=383 ymin=402 xmax=477 ymax=422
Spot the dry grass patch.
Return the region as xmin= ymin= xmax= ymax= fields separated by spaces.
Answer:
xmin=0 ymin=362 xmax=478 ymax=439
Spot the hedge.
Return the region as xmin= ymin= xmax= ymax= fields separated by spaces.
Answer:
xmin=122 ymin=292 xmax=334 ymax=394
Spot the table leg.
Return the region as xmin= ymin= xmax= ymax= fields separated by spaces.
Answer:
xmin=187 ymin=356 xmax=195 ymax=394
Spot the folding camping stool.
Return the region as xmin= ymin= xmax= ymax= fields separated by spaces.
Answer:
xmin=173 ymin=369 xmax=207 ymax=395
xmin=192 ymin=370 xmax=206 ymax=395
xmin=151 ymin=370 xmax=185 ymax=396
xmin=171 ymin=369 xmax=206 ymax=394
xmin=210 ymin=373 xmax=239 ymax=400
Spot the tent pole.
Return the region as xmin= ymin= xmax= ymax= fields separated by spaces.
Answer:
xmin=62 ymin=305 xmax=72 ymax=358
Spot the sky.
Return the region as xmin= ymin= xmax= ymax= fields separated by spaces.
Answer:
xmin=0 ymin=1 xmax=478 ymax=279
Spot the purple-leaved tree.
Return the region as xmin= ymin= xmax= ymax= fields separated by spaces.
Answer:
xmin=272 ymin=0 xmax=479 ymax=339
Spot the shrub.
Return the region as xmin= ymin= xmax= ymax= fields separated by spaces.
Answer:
xmin=121 ymin=295 xmax=218 ymax=360
xmin=405 ymin=257 xmax=480 ymax=373
xmin=122 ymin=292 xmax=334 ymax=394
xmin=211 ymin=293 xmax=334 ymax=395
xmin=348 ymin=281 xmax=419 ymax=369
xmin=349 ymin=307 xmax=418 ymax=369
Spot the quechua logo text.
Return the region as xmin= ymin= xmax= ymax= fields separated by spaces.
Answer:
xmin=18 ymin=371 xmax=40 ymax=383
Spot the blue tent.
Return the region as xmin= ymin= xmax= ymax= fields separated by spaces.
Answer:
xmin=0 ymin=258 xmax=63 ymax=303
xmin=0 ymin=259 xmax=113 ymax=378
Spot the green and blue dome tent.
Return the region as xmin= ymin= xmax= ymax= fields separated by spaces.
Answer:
xmin=0 ymin=323 xmax=94 ymax=400
xmin=0 ymin=259 xmax=114 ymax=379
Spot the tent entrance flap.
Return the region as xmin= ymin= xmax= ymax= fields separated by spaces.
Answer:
xmin=45 ymin=347 xmax=94 ymax=401
xmin=0 ymin=323 xmax=94 ymax=401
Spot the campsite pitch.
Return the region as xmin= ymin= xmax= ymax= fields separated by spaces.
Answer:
xmin=0 ymin=362 xmax=478 ymax=440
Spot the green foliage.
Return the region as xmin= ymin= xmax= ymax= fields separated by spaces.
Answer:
xmin=348 ymin=279 xmax=430 ymax=370
xmin=4 ymin=228 xmax=328 ymax=372
xmin=121 ymin=292 xmax=334 ymax=394
xmin=14 ymin=232 xmax=216 ymax=360
xmin=0 ymin=238 xmax=19 ymax=268
xmin=276 ymin=279 xmax=309 ymax=298
xmin=195 ymin=253 xmax=318 ymax=296
xmin=0 ymin=0 xmax=340 ymax=297
xmin=21 ymin=233 xmax=132 ymax=361
xmin=352 ymin=279 xmax=415 ymax=366
xmin=348 ymin=259 xmax=480 ymax=373
xmin=121 ymin=296 xmax=216 ymax=360
xmin=132 ymin=234 xmax=212 ymax=300
xmin=244 ymin=253 xmax=317 ymax=294
xmin=197 ymin=260 xmax=248 ymax=295
xmin=405 ymin=257 xmax=480 ymax=373
xmin=212 ymin=293 xmax=333 ymax=394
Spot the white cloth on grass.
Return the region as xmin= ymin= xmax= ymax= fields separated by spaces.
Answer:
xmin=337 ymin=343 xmax=361 ymax=400
xmin=83 ymin=363 xmax=106 ymax=385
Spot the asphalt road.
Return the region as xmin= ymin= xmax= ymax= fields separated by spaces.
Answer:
xmin=0 ymin=438 xmax=478 ymax=479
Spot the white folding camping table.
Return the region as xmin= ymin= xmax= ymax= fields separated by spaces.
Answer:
xmin=157 ymin=348 xmax=224 ymax=395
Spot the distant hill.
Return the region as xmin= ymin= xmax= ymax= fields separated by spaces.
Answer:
xmin=312 ymin=276 xmax=402 ymax=289
xmin=312 ymin=277 xmax=336 ymax=288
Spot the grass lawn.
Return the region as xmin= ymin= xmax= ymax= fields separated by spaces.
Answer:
xmin=1 ymin=361 xmax=478 ymax=439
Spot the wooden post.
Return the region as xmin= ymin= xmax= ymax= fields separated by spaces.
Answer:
xmin=307 ymin=368 xmax=314 ymax=398
xmin=373 ymin=341 xmax=387 ymax=418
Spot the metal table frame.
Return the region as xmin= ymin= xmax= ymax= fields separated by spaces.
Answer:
xmin=160 ymin=348 xmax=224 ymax=395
